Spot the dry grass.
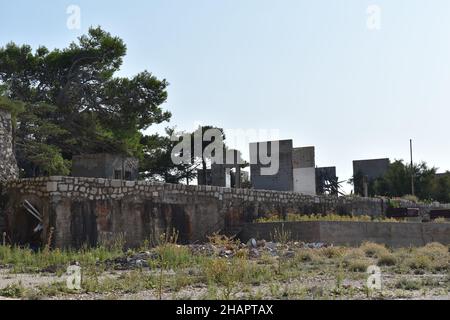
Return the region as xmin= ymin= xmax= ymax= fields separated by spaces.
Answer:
xmin=256 ymin=213 xmax=399 ymax=223
xmin=377 ymin=253 xmax=397 ymax=266
xmin=0 ymin=238 xmax=449 ymax=300
xmin=360 ymin=242 xmax=390 ymax=258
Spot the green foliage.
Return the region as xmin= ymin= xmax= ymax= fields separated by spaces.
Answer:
xmin=351 ymin=159 xmax=450 ymax=202
xmin=190 ymin=125 xmax=226 ymax=185
xmin=0 ymin=95 xmax=24 ymax=118
xmin=359 ymin=242 xmax=390 ymax=258
xmin=0 ymin=27 xmax=170 ymax=177
xmin=341 ymin=249 xmax=371 ymax=272
xmin=0 ymin=244 xmax=123 ymax=274
xmin=256 ymin=213 xmax=398 ymax=223
xmin=0 ymin=282 xmax=26 ymax=298
xmin=1 ymin=240 xmax=449 ymax=299
xmin=377 ymin=253 xmax=397 ymax=266
xmin=140 ymin=128 xmax=197 ymax=183
xmin=431 ymin=172 xmax=450 ymax=203
xmin=395 ymin=278 xmax=422 ymax=291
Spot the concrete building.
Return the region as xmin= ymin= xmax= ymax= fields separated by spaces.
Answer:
xmin=353 ymin=158 xmax=390 ymax=181
xmin=250 ymin=140 xmax=317 ymax=195
xmin=316 ymin=166 xmax=338 ymax=195
xmin=352 ymin=158 xmax=390 ymax=196
xmin=197 ymin=149 xmax=245 ymax=188
xmin=250 ymin=140 xmax=294 ymax=192
xmin=292 ymin=147 xmax=316 ymax=195
xmin=72 ymin=153 xmax=139 ymax=181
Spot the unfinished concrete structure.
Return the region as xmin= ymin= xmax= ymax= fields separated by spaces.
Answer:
xmin=315 ymin=166 xmax=338 ymax=195
xmin=250 ymin=140 xmax=294 ymax=192
xmin=72 ymin=154 xmax=139 ymax=181
xmin=292 ymin=147 xmax=316 ymax=195
xmin=250 ymin=140 xmax=316 ymax=195
xmin=353 ymin=158 xmax=390 ymax=181
xmin=197 ymin=149 xmax=245 ymax=188
xmin=353 ymin=158 xmax=390 ymax=196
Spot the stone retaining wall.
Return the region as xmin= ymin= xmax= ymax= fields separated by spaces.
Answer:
xmin=4 ymin=176 xmax=450 ymax=248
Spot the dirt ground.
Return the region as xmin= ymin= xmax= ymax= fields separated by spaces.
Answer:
xmin=0 ymin=240 xmax=449 ymax=300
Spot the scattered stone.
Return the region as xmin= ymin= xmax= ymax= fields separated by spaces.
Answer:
xmin=304 ymin=242 xmax=327 ymax=249
xmin=189 ymin=244 xmax=216 ymax=256
xmin=247 ymin=238 xmax=257 ymax=248
xmin=219 ymin=249 xmax=234 ymax=258
xmin=257 ymin=240 xmax=266 ymax=247
xmin=103 ymin=251 xmax=158 ymax=270
xmin=284 ymin=251 xmax=295 ymax=258
xmin=248 ymin=248 xmax=260 ymax=259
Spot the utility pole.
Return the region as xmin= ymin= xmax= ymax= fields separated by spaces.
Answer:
xmin=410 ymin=139 xmax=415 ymax=196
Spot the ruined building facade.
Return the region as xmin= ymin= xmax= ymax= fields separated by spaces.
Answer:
xmin=0 ymin=109 xmax=19 ymax=183
xmin=0 ymin=109 xmax=19 ymax=233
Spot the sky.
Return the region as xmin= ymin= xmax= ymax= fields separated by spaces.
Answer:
xmin=1 ymin=0 xmax=450 ymax=191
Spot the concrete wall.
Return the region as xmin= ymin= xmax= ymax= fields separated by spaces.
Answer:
xmin=353 ymin=158 xmax=389 ymax=181
xmin=316 ymin=167 xmax=337 ymax=182
xmin=199 ymin=150 xmax=243 ymax=188
xmin=292 ymin=147 xmax=315 ymax=168
xmin=292 ymin=146 xmax=316 ymax=195
xmin=250 ymin=140 xmax=294 ymax=191
xmin=293 ymin=168 xmax=316 ymax=195
xmin=72 ymin=154 xmax=139 ymax=180
xmin=315 ymin=166 xmax=337 ymax=195
xmin=5 ymin=177 xmax=450 ymax=248
xmin=240 ymin=221 xmax=450 ymax=247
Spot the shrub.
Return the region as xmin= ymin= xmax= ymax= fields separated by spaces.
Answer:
xmin=203 ymin=257 xmax=272 ymax=289
xmin=342 ymin=249 xmax=371 ymax=272
xmin=346 ymin=259 xmax=371 ymax=272
xmin=416 ymin=243 xmax=449 ymax=271
xmin=270 ymin=224 xmax=291 ymax=244
xmin=156 ymin=244 xmax=193 ymax=270
xmin=0 ymin=245 xmax=123 ymax=274
xmin=404 ymin=254 xmax=433 ymax=271
xmin=0 ymin=283 xmax=26 ymax=298
xmin=399 ymin=243 xmax=450 ymax=272
xmin=395 ymin=278 xmax=422 ymax=291
xmin=418 ymin=242 xmax=448 ymax=258
xmin=377 ymin=253 xmax=397 ymax=266
xmin=433 ymin=218 xmax=448 ymax=223
xmin=207 ymin=233 xmax=240 ymax=250
xmin=360 ymin=242 xmax=390 ymax=258
xmin=296 ymin=249 xmax=315 ymax=262
xmin=82 ymin=270 xmax=155 ymax=294
xmin=402 ymin=195 xmax=419 ymax=203
xmin=256 ymin=213 xmax=402 ymax=223
xmin=319 ymin=246 xmax=347 ymax=259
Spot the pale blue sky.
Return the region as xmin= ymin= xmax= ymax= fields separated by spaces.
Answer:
xmin=1 ymin=0 xmax=450 ymax=188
